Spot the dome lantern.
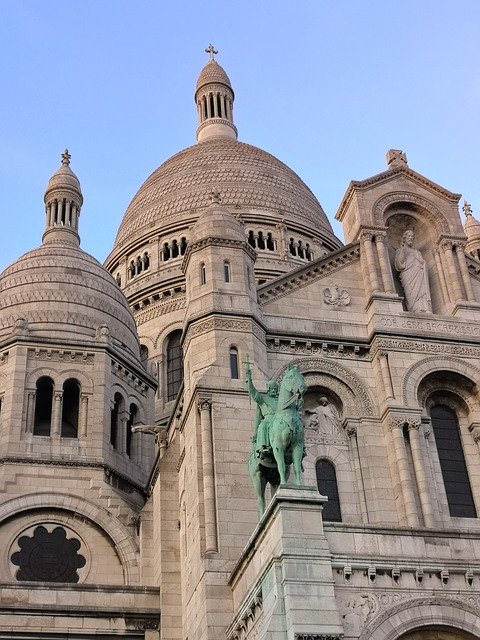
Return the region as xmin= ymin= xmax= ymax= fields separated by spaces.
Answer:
xmin=195 ymin=46 xmax=237 ymax=143
xmin=42 ymin=149 xmax=83 ymax=246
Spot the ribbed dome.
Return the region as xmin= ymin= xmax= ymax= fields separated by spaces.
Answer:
xmin=464 ymin=210 xmax=480 ymax=241
xmin=0 ymin=243 xmax=140 ymax=356
xmin=195 ymin=60 xmax=232 ymax=95
xmin=45 ymin=162 xmax=81 ymax=195
xmin=114 ymin=138 xmax=336 ymax=249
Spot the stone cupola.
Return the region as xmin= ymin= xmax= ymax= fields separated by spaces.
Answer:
xmin=463 ymin=201 xmax=480 ymax=260
xmin=42 ymin=149 xmax=83 ymax=246
xmin=195 ymin=45 xmax=237 ymax=142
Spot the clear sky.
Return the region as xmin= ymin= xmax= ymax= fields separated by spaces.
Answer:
xmin=1 ymin=1 xmax=480 ymax=272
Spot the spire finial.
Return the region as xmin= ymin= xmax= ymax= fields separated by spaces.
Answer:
xmin=463 ymin=200 xmax=473 ymax=217
xmin=205 ymin=44 xmax=218 ymax=61
xmin=210 ymin=190 xmax=221 ymax=204
xmin=61 ymin=149 xmax=71 ymax=166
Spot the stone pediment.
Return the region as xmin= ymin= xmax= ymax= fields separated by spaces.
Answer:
xmin=257 ymin=243 xmax=359 ymax=305
xmin=336 ymin=165 xmax=461 ymax=223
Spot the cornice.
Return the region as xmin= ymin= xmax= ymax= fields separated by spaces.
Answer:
xmin=258 ymin=243 xmax=360 ymax=305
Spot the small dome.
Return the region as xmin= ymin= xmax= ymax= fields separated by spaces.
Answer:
xmin=44 ymin=150 xmax=83 ymax=203
xmin=464 ymin=207 xmax=480 ymax=242
xmin=195 ymin=60 xmax=233 ymax=96
xmin=0 ymin=243 xmax=140 ymax=357
xmin=190 ymin=197 xmax=245 ymax=244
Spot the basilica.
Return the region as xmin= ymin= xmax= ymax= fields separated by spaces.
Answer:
xmin=1 ymin=49 xmax=480 ymax=640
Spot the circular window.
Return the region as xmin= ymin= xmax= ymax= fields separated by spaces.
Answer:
xmin=11 ymin=525 xmax=86 ymax=582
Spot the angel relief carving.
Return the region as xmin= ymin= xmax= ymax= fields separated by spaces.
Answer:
xmin=323 ymin=285 xmax=350 ymax=307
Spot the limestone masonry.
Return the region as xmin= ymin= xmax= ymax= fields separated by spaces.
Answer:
xmin=2 ymin=50 xmax=480 ymax=640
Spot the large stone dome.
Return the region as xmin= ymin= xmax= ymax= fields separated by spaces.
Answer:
xmin=113 ymin=137 xmax=338 ymax=251
xmin=0 ymin=242 xmax=140 ymax=357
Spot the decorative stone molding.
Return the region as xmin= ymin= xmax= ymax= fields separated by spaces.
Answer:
xmin=226 ymin=589 xmax=263 ymax=640
xmin=186 ymin=316 xmax=265 ymax=342
xmin=134 ymin=295 xmax=186 ymax=325
xmin=295 ymin=635 xmax=344 ymax=640
xmin=357 ymin=595 xmax=480 ymax=640
xmin=402 ymin=356 xmax=480 ymax=406
xmin=388 ymin=416 xmax=421 ymax=431
xmin=267 ymin=337 xmax=368 ymax=360
xmin=372 ymin=190 xmax=456 ymax=233
xmin=258 ymin=245 xmax=360 ymax=304
xmin=373 ymin=336 xmax=480 ymax=358
xmin=28 ymin=348 xmax=94 ymax=363
xmin=276 ymin=358 xmax=375 ymax=417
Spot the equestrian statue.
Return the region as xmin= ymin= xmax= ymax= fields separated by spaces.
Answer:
xmin=245 ymin=357 xmax=307 ymax=515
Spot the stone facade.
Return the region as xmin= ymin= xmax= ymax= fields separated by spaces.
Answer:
xmin=2 ymin=53 xmax=480 ymax=640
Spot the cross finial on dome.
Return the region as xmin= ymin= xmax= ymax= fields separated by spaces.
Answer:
xmin=205 ymin=44 xmax=218 ymax=61
xmin=463 ymin=200 xmax=473 ymax=217
xmin=210 ymin=190 xmax=221 ymax=204
xmin=61 ymin=149 xmax=71 ymax=166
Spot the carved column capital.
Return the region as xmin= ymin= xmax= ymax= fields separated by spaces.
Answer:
xmin=359 ymin=230 xmax=374 ymax=243
xmin=346 ymin=425 xmax=357 ymax=438
xmin=54 ymin=391 xmax=63 ymax=401
xmin=469 ymin=423 xmax=480 ymax=443
xmin=388 ymin=415 xmax=421 ymax=431
xmin=197 ymin=397 xmax=212 ymax=413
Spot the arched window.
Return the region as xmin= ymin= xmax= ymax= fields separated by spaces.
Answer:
xmin=163 ymin=243 xmax=170 ymax=261
xmin=266 ymin=232 xmax=275 ymax=251
xmin=200 ymin=262 xmax=206 ymax=286
xmin=430 ymin=405 xmax=476 ymax=518
xmin=257 ymin=231 xmax=265 ymax=250
xmin=229 ymin=347 xmax=239 ymax=379
xmin=140 ymin=344 xmax=149 ymax=366
xmin=126 ymin=403 xmax=138 ymax=458
xmin=248 ymin=230 xmax=256 ymax=248
xmin=33 ymin=377 xmax=54 ymax=436
xmin=110 ymin=392 xmax=123 ymax=450
xmin=224 ymin=260 xmax=231 ymax=283
xmin=180 ymin=237 xmax=187 ymax=255
xmin=172 ymin=239 xmax=179 ymax=258
xmin=166 ymin=331 xmax=183 ymax=401
xmin=61 ymin=379 xmax=80 ymax=438
xmin=315 ymin=459 xmax=342 ymax=522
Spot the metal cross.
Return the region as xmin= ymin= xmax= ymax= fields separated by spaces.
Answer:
xmin=463 ymin=200 xmax=473 ymax=217
xmin=205 ymin=44 xmax=218 ymax=61
xmin=61 ymin=149 xmax=71 ymax=165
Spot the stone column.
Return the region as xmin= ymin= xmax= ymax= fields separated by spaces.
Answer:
xmin=52 ymin=391 xmax=63 ymax=437
xmin=206 ymin=93 xmax=211 ymax=118
xmin=360 ymin=231 xmax=381 ymax=294
xmin=79 ymin=394 xmax=88 ymax=438
xmin=377 ymin=350 xmax=394 ymax=399
xmin=456 ymin=244 xmax=476 ymax=302
xmin=434 ymin=250 xmax=450 ymax=304
xmin=375 ymin=233 xmax=395 ymax=293
xmin=65 ymin=200 xmax=71 ymax=226
xmin=408 ymin=419 xmax=435 ymax=527
xmin=26 ymin=391 xmax=36 ymax=433
xmin=389 ymin=417 xmax=420 ymax=527
xmin=198 ymin=398 xmax=218 ymax=553
xmin=441 ymin=240 xmax=463 ymax=302
xmin=347 ymin=424 xmax=369 ymax=523
xmin=118 ymin=409 xmax=129 ymax=455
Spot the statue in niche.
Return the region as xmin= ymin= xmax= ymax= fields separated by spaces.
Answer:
xmin=394 ymin=230 xmax=432 ymax=312
xmin=304 ymin=396 xmax=341 ymax=436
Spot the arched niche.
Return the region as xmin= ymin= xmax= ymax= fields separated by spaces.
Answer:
xmin=358 ymin=596 xmax=480 ymax=640
xmin=275 ymin=358 xmax=375 ymax=418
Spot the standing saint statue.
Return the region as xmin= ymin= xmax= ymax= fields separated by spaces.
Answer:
xmin=394 ymin=230 xmax=432 ymax=312
xmin=245 ymin=360 xmax=278 ymax=461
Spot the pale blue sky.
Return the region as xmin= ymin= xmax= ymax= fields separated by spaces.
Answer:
xmin=1 ymin=1 xmax=480 ymax=271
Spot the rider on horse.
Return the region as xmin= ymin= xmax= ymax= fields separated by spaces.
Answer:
xmin=245 ymin=362 xmax=278 ymax=461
